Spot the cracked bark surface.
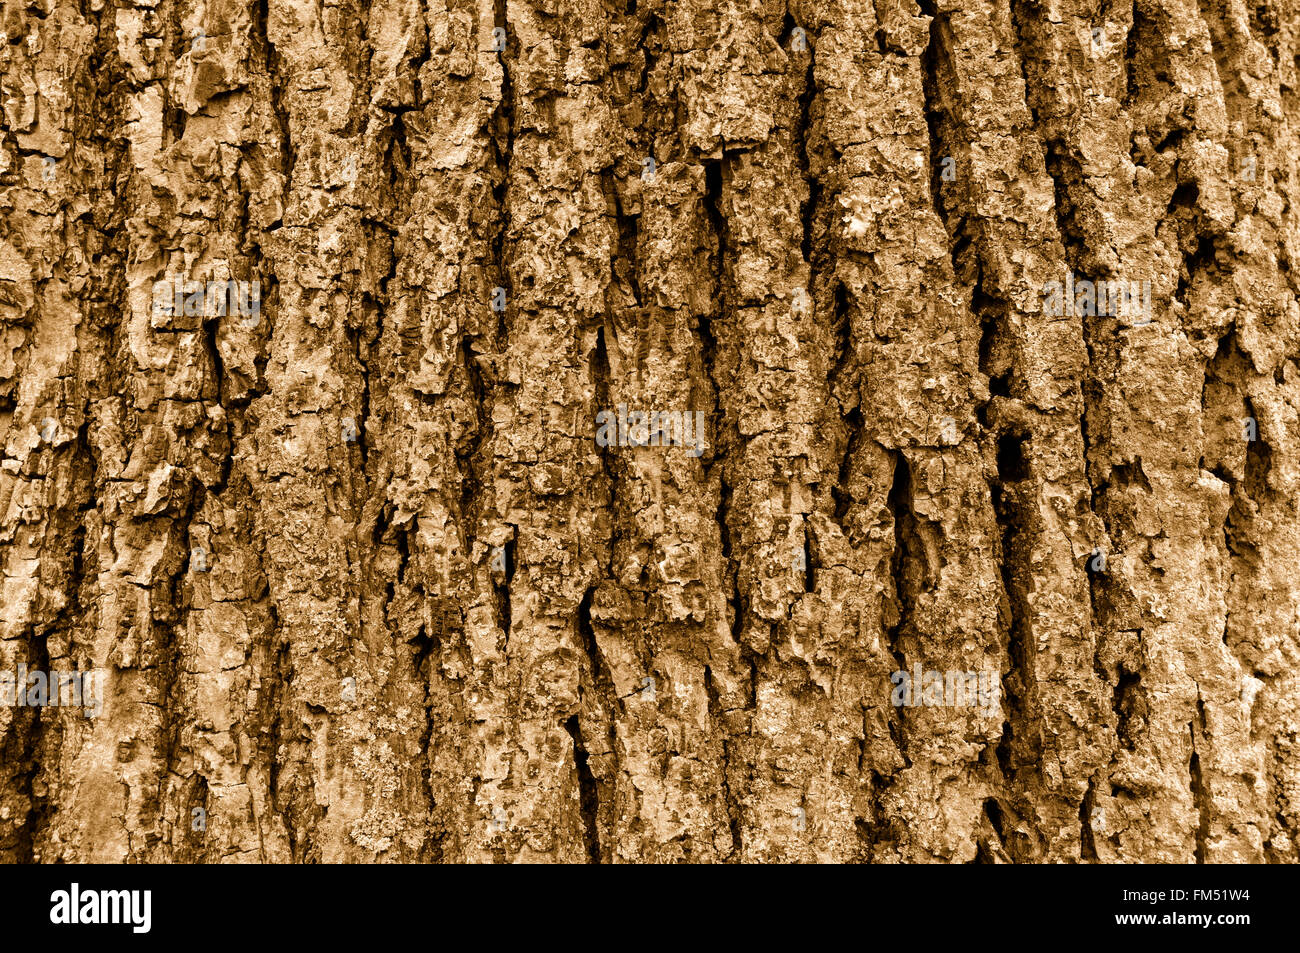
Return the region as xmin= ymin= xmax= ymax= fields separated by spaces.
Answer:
xmin=1 ymin=0 xmax=1298 ymax=863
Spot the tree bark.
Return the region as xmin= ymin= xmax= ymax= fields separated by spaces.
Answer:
xmin=1 ymin=0 xmax=1298 ymax=863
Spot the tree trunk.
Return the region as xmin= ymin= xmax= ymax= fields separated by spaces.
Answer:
xmin=1 ymin=0 xmax=1298 ymax=864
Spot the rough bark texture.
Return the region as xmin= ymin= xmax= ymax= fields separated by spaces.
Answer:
xmin=1 ymin=0 xmax=1298 ymax=864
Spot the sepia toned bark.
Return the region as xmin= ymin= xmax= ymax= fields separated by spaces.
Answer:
xmin=0 ymin=0 xmax=1297 ymax=863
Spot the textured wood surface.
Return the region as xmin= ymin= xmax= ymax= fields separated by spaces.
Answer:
xmin=1 ymin=0 xmax=1298 ymax=863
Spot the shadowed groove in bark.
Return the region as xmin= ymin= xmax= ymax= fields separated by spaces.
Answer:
xmin=884 ymin=452 xmax=916 ymax=746
xmin=565 ymin=711 xmax=600 ymax=864
xmin=1080 ymin=780 xmax=1099 ymax=862
xmin=1190 ymin=697 xmax=1210 ymax=864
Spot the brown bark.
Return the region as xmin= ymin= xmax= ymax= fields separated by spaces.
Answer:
xmin=1 ymin=0 xmax=1298 ymax=863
